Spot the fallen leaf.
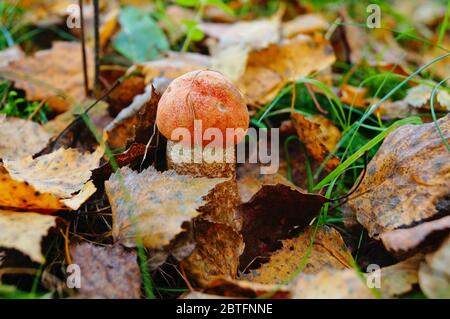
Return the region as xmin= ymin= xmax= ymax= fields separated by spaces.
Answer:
xmin=140 ymin=52 xmax=211 ymax=87
xmin=0 ymin=210 xmax=58 ymax=263
xmin=291 ymin=113 xmax=341 ymax=172
xmin=379 ymin=254 xmax=423 ymax=298
xmin=238 ymin=184 xmax=327 ymax=269
xmin=105 ymin=84 xmax=160 ymax=149
xmin=233 ymin=35 xmax=335 ymax=105
xmin=347 ymin=115 xmax=450 ymax=255
xmin=70 ymin=242 xmax=141 ymax=299
xmin=1 ymin=147 xmax=103 ymax=211
xmin=0 ymin=165 xmax=64 ymax=212
xmin=104 ymin=166 xmax=227 ymax=250
xmin=282 ymin=14 xmax=328 ymax=38
xmin=289 ymin=268 xmax=374 ymax=299
xmin=237 ymin=163 xmax=294 ymax=203
xmin=0 ymin=42 xmax=94 ymax=113
xmin=419 ymin=235 xmax=450 ymax=298
xmin=0 ymin=117 xmax=50 ymax=160
xmin=181 ymin=220 xmax=244 ymax=286
xmin=405 ymin=84 xmax=450 ymax=111
xmin=107 ymin=76 xmax=146 ymax=117
xmin=381 ymin=215 xmax=450 ymax=257
xmin=0 ymin=46 xmax=25 ymax=68
xmin=245 ymin=226 xmax=353 ymax=285
xmin=201 ymin=277 xmax=290 ymax=299
xmin=340 ymin=84 xmax=368 ymax=108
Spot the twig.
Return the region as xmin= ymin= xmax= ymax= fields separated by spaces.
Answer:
xmin=93 ymin=0 xmax=100 ymax=96
xmin=79 ymin=0 xmax=89 ymax=97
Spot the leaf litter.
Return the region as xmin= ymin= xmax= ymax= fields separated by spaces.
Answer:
xmin=0 ymin=0 xmax=449 ymax=300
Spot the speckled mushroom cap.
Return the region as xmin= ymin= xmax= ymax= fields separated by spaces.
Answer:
xmin=156 ymin=70 xmax=249 ymax=146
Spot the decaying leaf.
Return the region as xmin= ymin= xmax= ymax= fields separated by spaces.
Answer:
xmin=237 ymin=163 xmax=294 ymax=203
xmin=200 ymin=277 xmax=290 ymax=299
xmin=0 ymin=42 xmax=94 ymax=113
xmin=282 ymin=14 xmax=328 ymax=38
xmin=291 ymin=113 xmax=341 ymax=172
xmin=70 ymin=243 xmax=141 ymax=299
xmin=1 ymin=147 xmax=103 ymax=211
xmin=237 ymin=35 xmax=335 ymax=105
xmin=0 ymin=117 xmax=50 ymax=160
xmin=290 ymin=268 xmax=374 ymax=299
xmin=347 ymin=115 xmax=450 ymax=254
xmin=419 ymin=235 xmax=450 ymax=298
xmin=381 ymin=215 xmax=450 ymax=256
xmin=140 ymin=52 xmax=211 ymax=86
xmin=0 ymin=166 xmax=64 ymax=212
xmin=0 ymin=210 xmax=59 ymax=263
xmin=405 ymin=84 xmax=450 ymax=111
xmin=245 ymin=226 xmax=353 ymax=285
xmin=107 ymin=76 xmax=146 ymax=117
xmin=379 ymin=254 xmax=423 ymax=298
xmin=181 ymin=220 xmax=244 ymax=286
xmin=0 ymin=46 xmax=24 ymax=68
xmin=340 ymin=84 xmax=368 ymax=108
xmin=238 ymin=184 xmax=327 ymax=269
xmin=105 ymin=84 xmax=160 ymax=149
xmin=104 ymin=166 xmax=227 ymax=250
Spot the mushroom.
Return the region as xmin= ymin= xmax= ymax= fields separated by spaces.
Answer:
xmin=156 ymin=70 xmax=249 ymax=148
xmin=156 ymin=70 xmax=247 ymax=284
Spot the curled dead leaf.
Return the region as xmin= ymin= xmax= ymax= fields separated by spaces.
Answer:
xmin=347 ymin=115 xmax=450 ymax=255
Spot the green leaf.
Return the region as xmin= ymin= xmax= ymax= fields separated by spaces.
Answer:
xmin=206 ymin=0 xmax=235 ymax=16
xmin=113 ymin=7 xmax=169 ymax=63
xmin=175 ymin=0 xmax=200 ymax=7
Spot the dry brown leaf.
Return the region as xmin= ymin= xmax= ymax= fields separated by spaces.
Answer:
xmin=405 ymin=84 xmax=450 ymax=112
xmin=340 ymin=84 xmax=368 ymax=108
xmin=237 ymin=163 xmax=294 ymax=203
xmin=181 ymin=220 xmax=244 ymax=286
xmin=290 ymin=268 xmax=374 ymax=299
xmin=238 ymin=35 xmax=335 ymax=105
xmin=282 ymin=14 xmax=328 ymax=38
xmin=105 ymin=84 xmax=160 ymax=149
xmin=381 ymin=215 xmax=450 ymax=256
xmin=238 ymin=184 xmax=327 ymax=269
xmin=140 ymin=52 xmax=211 ymax=86
xmin=0 ymin=166 xmax=65 ymax=212
xmin=70 ymin=242 xmax=141 ymax=299
xmin=0 ymin=46 xmax=25 ymax=68
xmin=1 ymin=147 xmax=102 ymax=211
xmin=0 ymin=117 xmax=50 ymax=160
xmin=347 ymin=115 xmax=450 ymax=255
xmin=419 ymin=235 xmax=450 ymax=298
xmin=107 ymin=76 xmax=146 ymax=117
xmin=104 ymin=166 xmax=227 ymax=250
xmin=0 ymin=42 xmax=93 ymax=113
xmin=291 ymin=113 xmax=341 ymax=172
xmin=245 ymin=226 xmax=353 ymax=285
xmin=0 ymin=210 xmax=58 ymax=263
xmin=201 ymin=277 xmax=290 ymax=299
xmin=379 ymin=254 xmax=423 ymax=298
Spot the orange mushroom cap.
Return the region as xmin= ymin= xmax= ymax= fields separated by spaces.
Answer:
xmin=156 ymin=70 xmax=249 ymax=147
